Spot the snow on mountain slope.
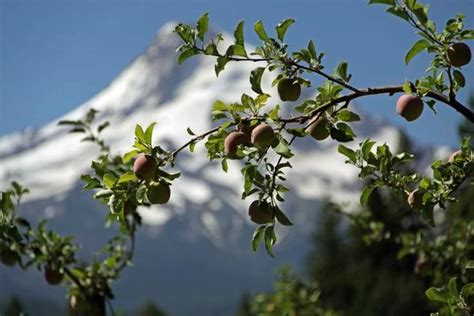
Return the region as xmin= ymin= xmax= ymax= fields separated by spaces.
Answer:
xmin=0 ymin=23 xmax=414 ymax=315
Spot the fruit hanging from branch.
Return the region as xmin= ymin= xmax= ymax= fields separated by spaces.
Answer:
xmin=277 ymin=78 xmax=301 ymax=102
xmin=224 ymin=131 xmax=251 ymax=157
xmin=146 ymin=181 xmax=171 ymax=204
xmin=396 ymin=94 xmax=424 ymax=122
xmin=133 ymin=154 xmax=157 ymax=181
xmin=306 ymin=116 xmax=330 ymax=141
xmin=408 ymin=189 xmax=424 ymax=210
xmin=44 ymin=265 xmax=64 ymax=285
xmin=447 ymin=42 xmax=471 ymax=67
xmin=251 ymin=123 xmax=275 ymax=150
xmin=248 ymin=200 xmax=274 ymax=224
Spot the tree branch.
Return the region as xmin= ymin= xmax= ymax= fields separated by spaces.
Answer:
xmin=281 ymin=85 xmax=474 ymax=123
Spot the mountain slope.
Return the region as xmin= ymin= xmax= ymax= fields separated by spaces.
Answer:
xmin=0 ymin=23 xmax=421 ymax=315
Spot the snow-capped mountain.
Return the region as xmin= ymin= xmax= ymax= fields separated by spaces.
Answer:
xmin=0 ymin=23 xmax=435 ymax=315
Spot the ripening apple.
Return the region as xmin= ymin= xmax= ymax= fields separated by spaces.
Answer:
xmin=248 ymin=200 xmax=274 ymax=224
xmin=224 ymin=131 xmax=251 ymax=157
xmin=407 ymin=189 xmax=423 ymax=210
xmin=133 ymin=154 xmax=157 ymax=181
xmin=306 ymin=117 xmax=330 ymax=141
xmin=414 ymin=256 xmax=428 ymax=275
xmin=251 ymin=123 xmax=274 ymax=150
xmin=396 ymin=94 xmax=424 ymax=122
xmin=146 ymin=182 xmax=171 ymax=204
xmin=278 ymin=78 xmax=301 ymax=102
xmin=447 ymin=42 xmax=471 ymax=67
xmin=44 ymin=265 xmax=63 ymax=285
xmin=448 ymin=150 xmax=462 ymax=163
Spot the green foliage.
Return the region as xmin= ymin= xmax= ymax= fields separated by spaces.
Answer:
xmin=2 ymin=1 xmax=473 ymax=314
xmin=339 ymin=137 xmax=473 ymax=227
xmin=239 ymin=267 xmax=339 ymax=316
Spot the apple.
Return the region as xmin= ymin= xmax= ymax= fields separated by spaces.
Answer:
xmin=414 ymin=256 xmax=428 ymax=275
xmin=133 ymin=154 xmax=157 ymax=181
xmin=447 ymin=42 xmax=471 ymax=67
xmin=44 ymin=265 xmax=63 ymax=285
xmin=146 ymin=182 xmax=171 ymax=204
xmin=306 ymin=117 xmax=330 ymax=141
xmin=396 ymin=94 xmax=424 ymax=122
xmin=224 ymin=131 xmax=251 ymax=157
xmin=248 ymin=200 xmax=274 ymax=224
xmin=251 ymin=123 xmax=274 ymax=150
xmin=407 ymin=189 xmax=423 ymax=210
xmin=278 ymin=78 xmax=301 ymax=102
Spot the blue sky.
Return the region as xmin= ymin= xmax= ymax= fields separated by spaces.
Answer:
xmin=1 ymin=0 xmax=473 ymax=147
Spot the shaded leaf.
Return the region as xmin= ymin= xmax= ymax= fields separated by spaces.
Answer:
xmin=276 ymin=19 xmax=295 ymax=42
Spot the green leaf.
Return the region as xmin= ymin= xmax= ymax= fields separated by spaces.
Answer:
xmin=453 ymin=70 xmax=465 ymax=88
xmin=413 ymin=5 xmax=428 ymax=25
xmin=226 ymin=44 xmax=247 ymax=57
xmin=251 ymin=225 xmax=265 ymax=251
xmin=94 ymin=189 xmax=113 ymax=199
xmin=461 ymin=283 xmax=474 ymax=298
xmin=234 ymin=20 xmax=245 ymax=46
xmin=460 ymin=30 xmax=474 ymax=40
xmin=68 ymin=127 xmax=86 ymax=133
xmin=448 ymin=277 xmax=458 ymax=297
xmin=466 ymin=261 xmax=474 ymax=269
xmin=425 ymin=287 xmax=450 ymax=303
xmin=286 ymin=128 xmax=306 ymax=138
xmin=58 ymin=120 xmax=80 ymax=126
xmin=215 ymin=56 xmax=229 ymax=76
xmin=250 ymin=67 xmax=265 ymax=94
xmin=135 ymin=124 xmax=146 ymax=143
xmin=337 ymin=109 xmax=360 ymax=122
xmin=276 ymin=18 xmax=295 ymax=42
xmin=274 ymin=137 xmax=293 ymax=158
xmin=361 ymin=139 xmax=376 ymax=160
xmin=275 ymin=209 xmax=293 ymax=226
xmin=405 ymin=39 xmax=430 ymax=64
xmin=368 ymin=0 xmax=395 ymax=5
xmin=178 ymin=48 xmax=197 ymax=65
xmin=189 ymin=142 xmax=196 ymax=153
xmin=117 ymin=172 xmax=138 ymax=184
xmin=264 ymin=226 xmax=276 ymax=257
xmin=360 ymin=185 xmax=375 ymax=207
xmin=335 ymin=61 xmax=350 ymax=82
xmin=267 ymin=104 xmax=280 ymax=121
xmin=421 ymin=204 xmax=435 ymax=227
xmin=97 ymin=122 xmax=110 ymax=133
xmin=123 ymin=150 xmax=140 ymax=164
xmin=196 ymin=13 xmax=209 ymax=41
xmin=221 ymin=159 xmax=228 ymax=173
xmin=307 ymin=40 xmax=317 ymax=59
xmin=330 ymin=122 xmax=356 ymax=142
xmin=144 ymin=122 xmax=157 ymax=146
xmin=392 ymin=152 xmax=414 ymax=165
xmin=204 ymin=43 xmax=219 ymax=55
xmin=103 ymin=173 xmax=117 ymax=189
xmin=386 ymin=7 xmax=410 ymax=21
xmin=254 ymin=20 xmax=269 ymax=41
xmin=338 ymin=145 xmax=356 ymax=163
